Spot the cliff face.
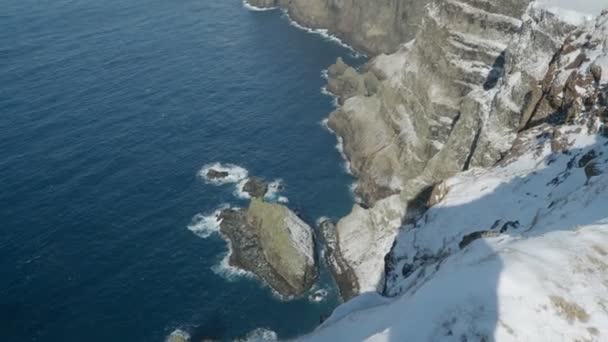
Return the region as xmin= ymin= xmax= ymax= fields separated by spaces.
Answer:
xmin=302 ymin=9 xmax=608 ymax=339
xmin=324 ymin=0 xmax=593 ymax=296
xmin=246 ymin=0 xmax=432 ymax=55
xmin=250 ymin=0 xmax=607 ymax=315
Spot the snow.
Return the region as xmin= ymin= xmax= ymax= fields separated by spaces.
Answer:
xmin=533 ymin=0 xmax=605 ymax=25
xmin=300 ymin=7 xmax=608 ymax=342
xmin=303 ymin=118 xmax=608 ymax=341
xmin=336 ymin=195 xmax=405 ymax=293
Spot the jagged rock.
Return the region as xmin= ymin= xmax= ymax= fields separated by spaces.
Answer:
xmin=426 ymin=181 xmax=450 ymax=208
xmin=363 ymin=72 xmax=380 ymax=96
xmin=318 ymin=219 xmax=359 ymax=300
xmin=327 ymin=57 xmax=348 ymax=78
xmin=263 ymin=0 xmax=433 ymax=55
xmin=590 ymin=63 xmax=602 ymax=83
xmin=585 ymin=161 xmax=602 ymax=181
xmin=206 ymin=169 xmax=229 ymax=180
xmin=219 ymin=199 xmax=317 ymax=297
xmin=242 ymin=177 xmax=268 ymax=198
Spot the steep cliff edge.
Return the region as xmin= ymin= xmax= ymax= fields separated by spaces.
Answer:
xmin=245 ymin=0 xmax=432 ymax=55
xmin=301 ymin=8 xmax=608 ymax=339
xmin=324 ymin=1 xmax=603 ymax=296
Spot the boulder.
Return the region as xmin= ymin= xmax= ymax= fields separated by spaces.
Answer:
xmin=219 ymin=199 xmax=317 ymax=297
xmin=242 ymin=177 xmax=268 ymax=198
xmin=206 ymin=169 xmax=229 ymax=180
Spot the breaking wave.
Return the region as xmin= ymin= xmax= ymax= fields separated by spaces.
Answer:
xmin=199 ymin=162 xmax=249 ymax=185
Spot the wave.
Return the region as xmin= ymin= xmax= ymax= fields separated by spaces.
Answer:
xmin=199 ymin=162 xmax=248 ymax=185
xmin=187 ymin=205 xmax=229 ymax=239
xmin=237 ymin=328 xmax=278 ymax=341
xmin=263 ymin=179 xmax=288 ymax=203
xmin=242 ymin=0 xmax=278 ymax=12
xmin=320 ymin=119 xmax=353 ymax=175
xmin=349 ymin=182 xmax=363 ymax=204
xmin=165 ymin=329 xmax=190 ymax=342
xmin=308 ymin=288 xmax=329 ymax=303
xmin=320 ymin=68 xmax=329 ymax=80
xmin=234 ymin=178 xmax=252 ymax=200
xmin=320 ymin=86 xmax=339 ymax=107
xmin=211 ymin=238 xmax=254 ymax=281
xmin=280 ymin=9 xmax=365 ymax=58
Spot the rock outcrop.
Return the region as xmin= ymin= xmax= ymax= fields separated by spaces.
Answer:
xmin=246 ymin=0 xmax=432 ymax=55
xmin=219 ymin=198 xmax=317 ymax=297
xmin=318 ymin=219 xmax=359 ymax=300
xmin=322 ymin=0 xmax=597 ymax=296
xmin=242 ymin=177 xmax=268 ymax=198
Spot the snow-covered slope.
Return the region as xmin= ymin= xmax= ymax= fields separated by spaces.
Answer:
xmin=300 ymin=5 xmax=608 ymax=341
xmin=303 ymin=113 xmax=608 ymax=342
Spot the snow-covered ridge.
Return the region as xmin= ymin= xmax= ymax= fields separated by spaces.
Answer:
xmin=304 ymin=106 xmax=608 ymax=342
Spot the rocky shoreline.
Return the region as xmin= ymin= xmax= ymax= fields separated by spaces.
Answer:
xmin=246 ymin=0 xmax=608 ymax=300
xmin=219 ymin=200 xmax=318 ymax=298
xmin=245 ymin=0 xmax=430 ymax=55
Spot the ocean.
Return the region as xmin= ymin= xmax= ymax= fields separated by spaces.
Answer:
xmin=0 ymin=0 xmax=364 ymax=340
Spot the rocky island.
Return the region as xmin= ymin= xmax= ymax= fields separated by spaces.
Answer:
xmin=219 ymin=197 xmax=317 ymax=298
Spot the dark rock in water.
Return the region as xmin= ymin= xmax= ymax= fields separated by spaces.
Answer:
xmin=206 ymin=169 xmax=229 ymax=180
xmin=219 ymin=199 xmax=317 ymax=298
xmin=242 ymin=177 xmax=268 ymax=198
xmin=318 ymin=218 xmax=359 ymax=300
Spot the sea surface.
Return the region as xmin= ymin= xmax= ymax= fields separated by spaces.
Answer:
xmin=0 ymin=0 xmax=364 ymax=340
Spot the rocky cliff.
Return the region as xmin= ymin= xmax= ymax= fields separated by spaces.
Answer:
xmin=323 ymin=0 xmax=604 ymax=296
xmin=246 ymin=0 xmax=432 ymax=55
xmin=301 ymin=7 xmax=608 ymax=339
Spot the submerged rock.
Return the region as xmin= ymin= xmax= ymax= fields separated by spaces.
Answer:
xmin=242 ymin=177 xmax=268 ymax=198
xmin=219 ymin=198 xmax=317 ymax=297
xmin=166 ymin=329 xmax=190 ymax=342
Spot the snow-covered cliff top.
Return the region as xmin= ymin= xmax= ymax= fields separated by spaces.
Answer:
xmin=301 ymin=4 xmax=608 ymax=340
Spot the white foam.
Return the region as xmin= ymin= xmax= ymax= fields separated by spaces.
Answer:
xmin=234 ymin=178 xmax=252 ymax=199
xmin=321 ymin=86 xmax=339 ymax=107
xmin=242 ymin=0 xmax=278 ymax=11
xmin=316 ymin=216 xmax=330 ymax=226
xmin=166 ymin=329 xmax=190 ymax=342
xmin=198 ymin=163 xmax=249 ymax=185
xmin=281 ymin=9 xmax=365 ymax=58
xmin=320 ymin=119 xmax=353 ymax=174
xmin=211 ymin=237 xmax=255 ymax=281
xmin=263 ymin=179 xmax=288 ymax=203
xmin=321 ymin=69 xmax=329 ymax=80
xmin=187 ymin=205 xmax=230 ymax=239
xmin=308 ymin=288 xmax=329 ymax=303
xmin=349 ymin=182 xmax=363 ymax=204
xmin=238 ymin=328 xmax=278 ymax=341
xmin=199 ymin=162 xmax=249 ymax=185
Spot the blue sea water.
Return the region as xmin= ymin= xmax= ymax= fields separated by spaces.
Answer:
xmin=0 ymin=0 xmax=364 ymax=340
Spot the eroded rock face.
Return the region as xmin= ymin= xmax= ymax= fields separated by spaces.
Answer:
xmin=246 ymin=0 xmax=432 ymax=55
xmin=318 ymin=219 xmax=359 ymax=300
xmin=219 ymin=199 xmax=317 ymax=297
xmin=323 ymin=1 xmax=592 ymax=297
